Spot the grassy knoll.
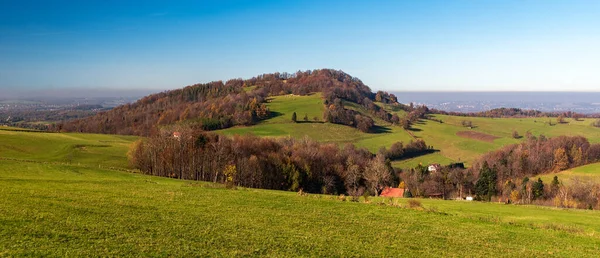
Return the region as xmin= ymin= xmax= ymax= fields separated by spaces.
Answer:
xmin=2 ymin=159 xmax=600 ymax=256
xmin=219 ymin=93 xmax=413 ymax=152
xmin=537 ymin=163 xmax=600 ymax=185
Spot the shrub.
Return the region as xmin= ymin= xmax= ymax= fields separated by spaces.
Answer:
xmin=407 ymin=199 xmax=422 ymax=208
xmin=223 ymin=164 xmax=237 ymax=189
xmin=512 ymin=130 xmax=520 ymax=139
xmin=403 ymin=189 xmax=413 ymax=198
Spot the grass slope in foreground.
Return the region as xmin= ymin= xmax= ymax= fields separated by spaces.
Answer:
xmin=2 ymin=160 xmax=600 ymax=256
xmin=1 ymin=130 xmax=600 ymax=256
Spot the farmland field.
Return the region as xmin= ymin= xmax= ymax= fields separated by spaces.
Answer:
xmin=1 ymin=129 xmax=600 ymax=256
xmin=219 ymin=94 xmax=600 ymax=169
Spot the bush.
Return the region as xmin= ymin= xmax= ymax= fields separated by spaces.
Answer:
xmin=512 ymin=130 xmax=520 ymax=139
xmin=407 ymin=199 xmax=422 ymax=208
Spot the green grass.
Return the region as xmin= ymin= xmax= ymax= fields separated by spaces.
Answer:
xmin=219 ymin=93 xmax=413 ymax=152
xmin=0 ymin=129 xmax=137 ymax=169
xmin=219 ymin=94 xmax=600 ymax=166
xmin=538 ymin=163 xmax=600 ymax=185
xmin=2 ymin=159 xmax=600 ymax=256
xmin=392 ymin=152 xmax=456 ymax=169
xmin=2 ymin=130 xmax=600 ymax=256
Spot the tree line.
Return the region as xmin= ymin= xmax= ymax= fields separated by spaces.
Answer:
xmin=130 ymin=127 xmax=402 ymax=197
xmin=398 ymin=135 xmax=600 ymax=209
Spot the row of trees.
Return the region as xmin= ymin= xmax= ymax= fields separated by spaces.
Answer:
xmin=398 ymin=135 xmax=600 ymax=206
xmin=379 ymin=139 xmax=431 ymax=160
xmin=469 ymin=135 xmax=600 ymax=208
xmin=323 ymin=99 xmax=375 ymax=132
xmin=431 ymin=107 xmax=597 ymax=119
xmin=130 ymin=127 xmax=397 ymax=196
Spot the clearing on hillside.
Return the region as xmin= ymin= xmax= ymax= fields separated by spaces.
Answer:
xmin=218 ymin=93 xmax=413 ymax=152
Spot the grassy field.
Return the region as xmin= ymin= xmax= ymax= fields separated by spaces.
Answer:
xmin=0 ymin=128 xmax=136 ymax=169
xmin=2 ymin=129 xmax=600 ymax=256
xmin=219 ymin=93 xmax=413 ymax=152
xmin=219 ymin=94 xmax=600 ymax=168
xmin=395 ymin=115 xmax=600 ymax=168
xmin=537 ymin=163 xmax=600 ymax=185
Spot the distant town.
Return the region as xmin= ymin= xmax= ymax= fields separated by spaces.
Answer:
xmin=393 ymin=91 xmax=600 ymax=114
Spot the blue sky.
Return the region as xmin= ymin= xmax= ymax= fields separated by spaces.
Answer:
xmin=1 ymin=0 xmax=599 ymax=92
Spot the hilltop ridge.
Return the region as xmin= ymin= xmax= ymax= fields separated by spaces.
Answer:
xmin=58 ymin=69 xmax=401 ymax=136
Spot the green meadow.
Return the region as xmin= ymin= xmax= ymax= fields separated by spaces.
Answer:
xmin=219 ymin=94 xmax=600 ymax=169
xmin=537 ymin=163 xmax=600 ymax=185
xmin=219 ymin=93 xmax=413 ymax=152
xmin=1 ymin=129 xmax=600 ymax=256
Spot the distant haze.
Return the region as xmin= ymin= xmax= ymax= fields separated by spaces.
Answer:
xmin=393 ymin=91 xmax=600 ymax=113
xmin=0 ymin=88 xmax=159 ymax=99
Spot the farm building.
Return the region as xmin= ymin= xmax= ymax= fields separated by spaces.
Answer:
xmin=428 ymin=164 xmax=441 ymax=172
xmin=380 ymin=187 xmax=405 ymax=197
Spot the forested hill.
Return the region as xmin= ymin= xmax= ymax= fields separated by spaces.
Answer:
xmin=57 ymin=69 xmax=400 ymax=136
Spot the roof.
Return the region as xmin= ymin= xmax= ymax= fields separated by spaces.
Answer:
xmin=380 ymin=187 xmax=405 ymax=197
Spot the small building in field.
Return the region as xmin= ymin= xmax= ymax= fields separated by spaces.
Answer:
xmin=380 ymin=187 xmax=405 ymax=197
xmin=172 ymin=132 xmax=181 ymax=138
xmin=428 ymin=164 xmax=441 ymax=172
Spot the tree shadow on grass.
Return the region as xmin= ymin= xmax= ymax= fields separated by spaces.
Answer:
xmin=296 ymin=120 xmax=325 ymax=124
xmin=267 ymin=111 xmax=283 ymax=119
xmin=370 ymin=125 xmax=392 ymax=134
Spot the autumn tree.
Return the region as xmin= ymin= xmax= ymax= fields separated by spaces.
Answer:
xmin=553 ymin=147 xmax=569 ymax=172
xmin=364 ymin=154 xmax=392 ymax=196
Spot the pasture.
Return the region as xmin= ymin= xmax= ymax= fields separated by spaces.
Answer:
xmin=219 ymin=93 xmax=413 ymax=152
xmin=218 ymin=94 xmax=600 ymax=169
xmin=2 ymin=127 xmax=600 ymax=256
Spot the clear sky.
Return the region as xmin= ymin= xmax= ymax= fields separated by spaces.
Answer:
xmin=1 ymin=0 xmax=599 ymax=92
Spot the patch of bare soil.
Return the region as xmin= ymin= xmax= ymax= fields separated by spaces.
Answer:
xmin=456 ymin=131 xmax=500 ymax=143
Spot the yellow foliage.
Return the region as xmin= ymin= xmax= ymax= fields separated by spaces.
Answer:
xmin=398 ymin=181 xmax=406 ymax=189
xmin=510 ymin=190 xmax=521 ymax=204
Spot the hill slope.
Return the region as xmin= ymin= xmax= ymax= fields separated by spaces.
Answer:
xmin=218 ymin=93 xmax=413 ymax=152
xmin=59 ymin=69 xmax=387 ymax=136
xmin=1 ymin=130 xmax=600 ymax=256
